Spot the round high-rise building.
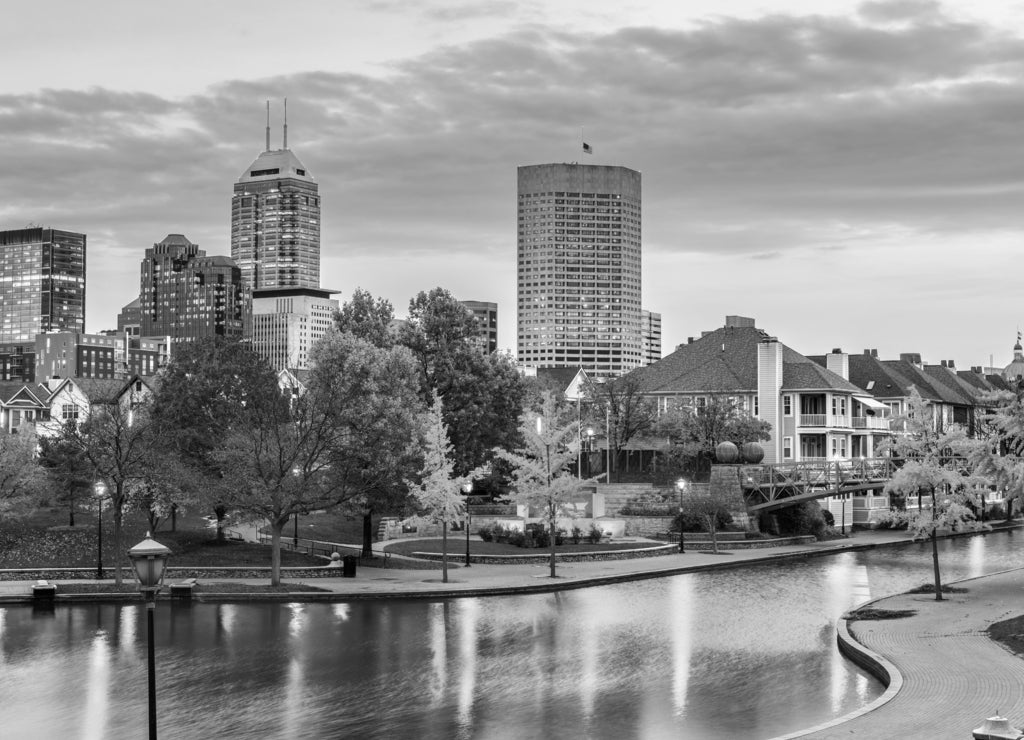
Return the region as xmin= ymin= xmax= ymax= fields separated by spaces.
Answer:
xmin=516 ymin=163 xmax=642 ymax=378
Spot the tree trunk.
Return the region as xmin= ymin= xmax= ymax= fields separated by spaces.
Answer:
xmin=215 ymin=505 xmax=227 ymax=542
xmin=549 ymin=514 xmax=557 ymax=578
xmin=270 ymin=519 xmax=284 ymax=587
xmin=362 ymin=511 xmax=374 ymax=558
xmin=709 ymin=518 xmax=718 ymax=554
xmin=931 ymin=487 xmax=943 ymax=601
xmin=441 ymin=521 xmax=449 ymax=583
xmin=171 ymin=504 xmax=177 ymax=532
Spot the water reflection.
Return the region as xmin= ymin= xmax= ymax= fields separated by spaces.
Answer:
xmin=2 ymin=531 xmax=1022 ymax=739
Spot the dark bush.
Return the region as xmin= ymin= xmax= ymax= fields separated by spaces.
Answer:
xmin=774 ymin=501 xmax=828 ymax=540
xmin=477 ymin=524 xmax=494 ymax=542
xmin=822 ymin=510 xmax=835 ymax=527
xmin=571 ymin=526 xmax=582 ymax=544
xmin=508 ymin=529 xmax=526 ymax=547
xmin=587 ymin=524 xmax=603 ymax=544
xmin=988 ymin=503 xmax=1006 ymax=521
xmin=672 ymin=505 xmax=733 ymax=533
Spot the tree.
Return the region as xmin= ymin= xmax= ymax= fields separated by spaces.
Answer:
xmin=307 ymin=330 xmax=424 ymax=557
xmin=407 ymin=392 xmax=475 ymax=583
xmin=678 ymin=493 xmax=728 ymax=553
xmin=0 ymin=428 xmax=45 ymax=520
xmin=397 ymin=287 xmax=526 ymax=476
xmin=880 ymin=388 xmax=986 ymax=601
xmin=584 ymin=373 xmax=658 ymax=481
xmin=971 ymin=388 xmax=1024 ymax=521
xmin=334 ymin=287 xmax=396 ymax=349
xmin=61 ymin=402 xmax=161 ymax=585
xmin=37 ymin=431 xmax=93 ymax=526
xmin=655 ymin=396 xmax=772 ymax=481
xmin=150 ymin=338 xmax=282 ymax=540
xmin=495 ymin=393 xmax=599 ymax=578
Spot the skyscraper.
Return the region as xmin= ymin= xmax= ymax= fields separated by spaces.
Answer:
xmin=231 ymin=103 xmax=320 ymax=291
xmin=139 ymin=234 xmax=245 ymax=341
xmin=0 ymin=227 xmax=86 ymax=380
xmin=516 ymin=164 xmax=642 ymax=378
xmin=0 ymin=227 xmax=86 ymax=343
xmin=460 ymin=300 xmax=498 ymax=355
xmin=641 ymin=309 xmax=662 ymax=366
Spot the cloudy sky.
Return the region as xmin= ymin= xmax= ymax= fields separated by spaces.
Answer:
xmin=4 ymin=0 xmax=1024 ymax=369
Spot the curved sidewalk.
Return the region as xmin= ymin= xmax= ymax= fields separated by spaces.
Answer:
xmin=788 ymin=566 xmax=1024 ymax=739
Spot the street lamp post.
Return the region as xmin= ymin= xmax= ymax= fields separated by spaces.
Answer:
xmin=675 ymin=478 xmax=688 ymax=554
xmin=128 ymin=534 xmax=171 ymax=740
xmin=94 ymin=481 xmax=107 ymax=580
xmin=585 ymin=428 xmax=594 ymax=478
xmin=463 ymin=481 xmax=474 ymax=567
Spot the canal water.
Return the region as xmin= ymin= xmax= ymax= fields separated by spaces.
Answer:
xmin=2 ymin=530 xmax=1022 ymax=739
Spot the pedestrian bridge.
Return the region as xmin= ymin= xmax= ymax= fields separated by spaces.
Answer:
xmin=739 ymin=458 xmax=898 ymax=513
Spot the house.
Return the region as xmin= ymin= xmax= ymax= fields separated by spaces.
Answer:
xmin=0 ymin=381 xmax=50 ymax=434
xmin=633 ymin=317 xmax=891 ymax=465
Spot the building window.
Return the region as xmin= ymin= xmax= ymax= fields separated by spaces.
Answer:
xmin=832 ymin=396 xmax=847 ymax=417
xmin=783 ymin=395 xmax=792 ymax=416
xmin=61 ymin=403 xmax=80 ymax=421
xmin=783 ymin=436 xmax=793 ymax=459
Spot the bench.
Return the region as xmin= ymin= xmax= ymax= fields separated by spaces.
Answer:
xmin=32 ymin=579 xmax=57 ymax=601
xmin=170 ymin=578 xmax=197 ymax=600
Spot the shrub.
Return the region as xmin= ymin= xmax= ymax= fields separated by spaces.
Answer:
xmin=874 ymin=510 xmax=910 ymax=530
xmin=672 ymin=505 xmax=732 ymax=533
xmin=774 ymin=501 xmax=828 ymax=540
xmin=571 ymin=526 xmax=582 ymax=545
xmin=988 ymin=503 xmax=1006 ymax=520
xmin=477 ymin=524 xmax=494 ymax=543
xmin=821 ymin=510 xmax=835 ymax=527
xmin=587 ymin=524 xmax=603 ymax=544
xmin=526 ymin=523 xmax=549 ymax=548
xmin=508 ymin=529 xmax=526 ymax=547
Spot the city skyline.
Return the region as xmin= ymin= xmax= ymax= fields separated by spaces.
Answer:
xmin=4 ymin=1 xmax=1024 ymax=368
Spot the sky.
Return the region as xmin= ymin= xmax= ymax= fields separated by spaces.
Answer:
xmin=4 ymin=0 xmax=1024 ymax=370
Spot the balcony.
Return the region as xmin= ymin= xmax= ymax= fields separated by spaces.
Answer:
xmin=798 ymin=414 xmax=849 ymax=428
xmin=851 ymin=416 xmax=890 ymax=430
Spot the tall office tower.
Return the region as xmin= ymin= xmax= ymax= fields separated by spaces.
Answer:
xmin=460 ymin=300 xmax=498 ymax=355
xmin=139 ymin=234 xmax=246 ymax=341
xmin=231 ymin=104 xmax=320 ymax=291
xmin=641 ymin=310 xmax=662 ymax=366
xmin=250 ymin=287 xmax=339 ymax=370
xmin=0 ymin=227 xmax=86 ymax=380
xmin=517 ymin=164 xmax=642 ymax=378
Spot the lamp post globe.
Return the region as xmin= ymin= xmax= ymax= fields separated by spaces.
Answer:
xmin=128 ymin=534 xmax=171 ymax=740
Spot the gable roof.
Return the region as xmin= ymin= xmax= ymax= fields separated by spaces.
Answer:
xmin=632 ymin=324 xmax=860 ymax=395
xmin=75 ymin=378 xmax=132 ymax=405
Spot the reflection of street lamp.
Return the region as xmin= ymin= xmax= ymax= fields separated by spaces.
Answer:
xmin=94 ymin=481 xmax=107 ymax=580
xmin=463 ymin=481 xmax=474 ymax=567
xmin=128 ymin=534 xmax=171 ymax=740
xmin=675 ymin=478 xmax=688 ymax=554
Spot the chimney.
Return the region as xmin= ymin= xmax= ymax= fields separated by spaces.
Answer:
xmin=757 ymin=337 xmax=783 ymax=464
xmin=872 ymin=349 xmax=878 ymax=358
xmin=900 ymin=353 xmax=922 ymax=366
xmin=972 ymin=366 xmax=982 ymax=373
xmin=687 ymin=337 xmax=694 ymax=344
xmin=725 ymin=315 xmax=756 ymax=328
xmin=826 ymin=348 xmax=849 ymax=380
xmin=947 ymin=359 xmax=955 ymax=369
xmin=940 ymin=360 xmax=947 ymax=368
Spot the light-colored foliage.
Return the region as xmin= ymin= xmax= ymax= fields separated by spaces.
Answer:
xmin=879 ymin=387 xmax=986 ymax=599
xmin=495 ymin=392 xmax=600 ymax=578
xmin=407 ymin=392 xmax=477 ymax=583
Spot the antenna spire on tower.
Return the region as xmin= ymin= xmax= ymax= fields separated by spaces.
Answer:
xmin=265 ymin=100 xmax=271 ymax=151
xmin=283 ymin=98 xmax=288 ymax=149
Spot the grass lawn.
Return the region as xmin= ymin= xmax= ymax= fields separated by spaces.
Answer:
xmin=384 ymin=538 xmax=668 ymax=557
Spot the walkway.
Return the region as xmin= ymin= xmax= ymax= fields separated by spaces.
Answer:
xmin=784 ymin=565 xmax=1024 ymax=739
xmin=0 ymin=529 xmax=927 ymax=601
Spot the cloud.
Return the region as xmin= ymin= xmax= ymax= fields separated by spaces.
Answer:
xmin=4 ymin=2 xmax=1024 ymax=362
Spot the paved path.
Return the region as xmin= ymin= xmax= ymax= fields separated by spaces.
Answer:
xmin=784 ymin=566 xmax=1024 ymax=739
xmin=0 ymin=529 xmax=919 ymax=600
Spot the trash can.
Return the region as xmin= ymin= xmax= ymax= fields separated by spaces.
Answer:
xmin=342 ymin=555 xmax=357 ymax=578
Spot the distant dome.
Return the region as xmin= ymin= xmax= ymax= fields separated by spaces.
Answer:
xmin=237 ymin=148 xmax=315 ymax=183
xmin=1004 ymin=332 xmax=1024 ymax=381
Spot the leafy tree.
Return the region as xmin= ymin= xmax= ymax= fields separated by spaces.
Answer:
xmin=37 ymin=431 xmax=93 ymax=526
xmin=397 ymin=287 xmax=525 ymax=476
xmin=880 ymin=388 xmax=986 ymax=601
xmin=61 ymin=402 xmax=161 ymax=585
xmin=150 ymin=338 xmax=281 ymax=540
xmin=584 ymin=373 xmax=658 ymax=482
xmin=334 ymin=287 xmax=395 ymax=349
xmin=0 ymin=428 xmax=45 ymax=520
xmin=971 ymin=388 xmax=1024 ymax=521
xmin=677 ymin=493 xmax=730 ymax=553
xmin=655 ymin=396 xmax=772 ymax=481
xmin=495 ymin=393 xmax=598 ymax=578
xmin=407 ymin=392 xmax=476 ymax=583
xmin=307 ymin=330 xmax=424 ymax=557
